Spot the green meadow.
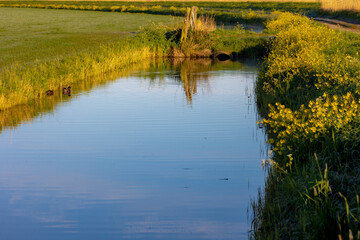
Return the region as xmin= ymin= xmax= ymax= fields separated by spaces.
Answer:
xmin=2 ymin=1 xmax=360 ymax=23
xmin=0 ymin=1 xmax=320 ymax=13
xmin=0 ymin=7 xmax=180 ymax=69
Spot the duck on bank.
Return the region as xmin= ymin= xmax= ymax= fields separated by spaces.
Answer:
xmin=63 ymin=86 xmax=71 ymax=96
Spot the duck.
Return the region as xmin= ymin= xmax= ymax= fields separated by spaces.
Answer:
xmin=62 ymin=86 xmax=71 ymax=96
xmin=45 ymin=90 xmax=54 ymax=96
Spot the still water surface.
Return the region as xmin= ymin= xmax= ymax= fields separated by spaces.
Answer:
xmin=0 ymin=59 xmax=266 ymax=240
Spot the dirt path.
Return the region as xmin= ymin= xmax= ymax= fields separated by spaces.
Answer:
xmin=313 ymin=17 xmax=360 ymax=33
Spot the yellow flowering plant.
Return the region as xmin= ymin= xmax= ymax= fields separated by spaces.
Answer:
xmin=262 ymin=92 xmax=360 ymax=165
xmin=257 ymin=12 xmax=360 ymax=110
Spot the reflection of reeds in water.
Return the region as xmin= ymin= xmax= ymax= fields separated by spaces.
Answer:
xmin=137 ymin=58 xmax=243 ymax=104
xmin=135 ymin=58 xmax=216 ymax=104
xmin=0 ymin=60 xmax=153 ymax=133
xmin=177 ymin=59 xmax=213 ymax=104
xmin=0 ymin=96 xmax=57 ymax=133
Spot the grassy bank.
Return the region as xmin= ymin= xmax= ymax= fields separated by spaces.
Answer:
xmin=0 ymin=7 xmax=269 ymax=110
xmin=0 ymin=34 xmax=163 ymax=109
xmin=253 ymin=12 xmax=360 ymax=239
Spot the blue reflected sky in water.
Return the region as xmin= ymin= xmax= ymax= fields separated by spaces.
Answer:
xmin=0 ymin=61 xmax=267 ymax=240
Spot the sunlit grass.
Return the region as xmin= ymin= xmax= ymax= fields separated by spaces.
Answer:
xmin=0 ymin=2 xmax=279 ymax=26
xmin=320 ymin=0 xmax=360 ymax=12
xmin=0 ymin=7 xmax=180 ymax=69
xmin=0 ymin=39 xmax=159 ymax=109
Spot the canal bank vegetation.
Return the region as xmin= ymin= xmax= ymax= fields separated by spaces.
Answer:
xmin=253 ymin=12 xmax=360 ymax=239
xmin=0 ymin=36 xmax=160 ymax=109
xmin=0 ymin=7 xmax=269 ymax=110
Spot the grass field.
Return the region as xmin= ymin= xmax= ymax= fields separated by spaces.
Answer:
xmin=0 ymin=7 xmax=180 ymax=69
xmin=0 ymin=1 xmax=321 ymax=13
xmin=2 ymin=1 xmax=359 ymax=25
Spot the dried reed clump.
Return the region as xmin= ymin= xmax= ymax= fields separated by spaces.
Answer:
xmin=196 ymin=15 xmax=216 ymax=33
xmin=180 ymin=7 xmax=216 ymax=44
xmin=320 ymin=0 xmax=360 ymax=12
xmin=178 ymin=7 xmax=216 ymax=56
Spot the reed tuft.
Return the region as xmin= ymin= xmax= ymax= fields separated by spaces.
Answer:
xmin=320 ymin=0 xmax=360 ymax=12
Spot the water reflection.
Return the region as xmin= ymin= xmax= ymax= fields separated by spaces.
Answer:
xmin=0 ymin=58 xmax=265 ymax=240
xmin=0 ymin=58 xmax=255 ymax=132
xmin=0 ymin=59 xmax=160 ymax=133
xmin=135 ymin=59 xmax=215 ymax=104
xmin=170 ymin=59 xmax=211 ymax=104
xmin=132 ymin=58 xmax=257 ymax=105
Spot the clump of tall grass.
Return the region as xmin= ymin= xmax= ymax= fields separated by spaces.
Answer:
xmin=320 ymin=0 xmax=360 ymax=12
xmin=197 ymin=15 xmax=217 ymax=32
xmin=176 ymin=7 xmax=217 ymax=56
